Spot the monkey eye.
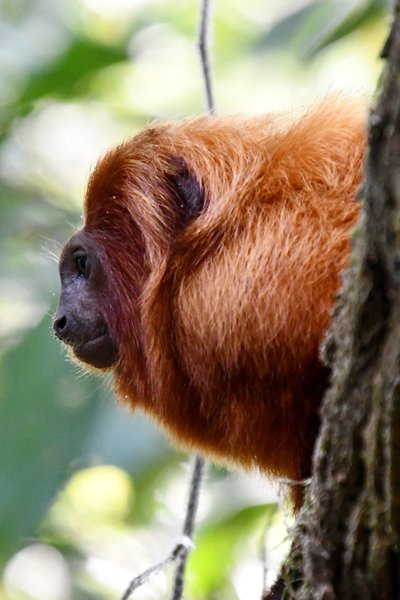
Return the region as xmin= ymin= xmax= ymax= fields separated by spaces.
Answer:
xmin=75 ymin=254 xmax=90 ymax=278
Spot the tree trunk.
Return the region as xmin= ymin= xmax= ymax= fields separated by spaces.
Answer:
xmin=284 ymin=3 xmax=400 ymax=598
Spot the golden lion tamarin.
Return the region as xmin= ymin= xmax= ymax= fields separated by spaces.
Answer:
xmin=54 ymin=97 xmax=365 ymax=509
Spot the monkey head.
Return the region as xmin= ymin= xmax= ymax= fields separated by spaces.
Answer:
xmin=53 ymin=125 xmax=207 ymax=396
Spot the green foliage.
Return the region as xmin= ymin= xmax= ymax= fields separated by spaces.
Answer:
xmin=187 ymin=504 xmax=278 ymax=598
xmin=256 ymin=0 xmax=386 ymax=58
xmin=0 ymin=0 xmax=384 ymax=598
xmin=1 ymin=39 xmax=128 ymax=139
xmin=0 ymin=316 xmax=103 ymax=559
xmin=19 ymin=38 xmax=128 ymax=104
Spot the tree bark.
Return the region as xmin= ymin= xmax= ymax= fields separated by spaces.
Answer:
xmin=284 ymin=3 xmax=400 ymax=598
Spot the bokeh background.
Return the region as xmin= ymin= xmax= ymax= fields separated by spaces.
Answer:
xmin=0 ymin=0 xmax=387 ymax=598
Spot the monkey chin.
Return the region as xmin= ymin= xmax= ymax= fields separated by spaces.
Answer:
xmin=70 ymin=333 xmax=118 ymax=370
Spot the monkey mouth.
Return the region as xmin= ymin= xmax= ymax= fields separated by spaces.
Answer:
xmin=73 ymin=331 xmax=118 ymax=369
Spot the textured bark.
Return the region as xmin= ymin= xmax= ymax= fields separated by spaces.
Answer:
xmin=284 ymin=3 xmax=400 ymax=599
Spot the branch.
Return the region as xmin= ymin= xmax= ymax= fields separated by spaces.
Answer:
xmin=171 ymin=456 xmax=206 ymax=599
xmin=120 ymin=538 xmax=193 ymax=600
xmin=197 ymin=0 xmax=216 ymax=114
xmin=120 ymin=457 xmax=205 ymax=600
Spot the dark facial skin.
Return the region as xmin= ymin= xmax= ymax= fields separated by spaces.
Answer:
xmin=53 ymin=230 xmax=118 ymax=369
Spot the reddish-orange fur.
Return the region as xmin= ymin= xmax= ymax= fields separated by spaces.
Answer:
xmin=84 ymin=98 xmax=366 ymax=506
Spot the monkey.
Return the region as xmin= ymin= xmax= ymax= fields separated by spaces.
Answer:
xmin=54 ymin=97 xmax=365 ymax=515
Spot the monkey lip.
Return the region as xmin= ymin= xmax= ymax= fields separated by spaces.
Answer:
xmin=73 ymin=331 xmax=118 ymax=369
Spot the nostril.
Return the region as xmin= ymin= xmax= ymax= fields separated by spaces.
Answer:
xmin=54 ymin=315 xmax=67 ymax=333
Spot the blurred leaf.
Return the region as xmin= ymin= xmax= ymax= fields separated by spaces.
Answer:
xmin=0 ymin=315 xmax=105 ymax=560
xmin=20 ymin=38 xmax=127 ymax=102
xmin=255 ymin=0 xmax=385 ymax=59
xmin=1 ymin=38 xmax=128 ymax=137
xmin=255 ymin=1 xmax=338 ymax=53
xmin=127 ymin=457 xmax=182 ymax=524
xmin=307 ymin=0 xmax=386 ymax=55
xmin=187 ymin=503 xmax=278 ymax=597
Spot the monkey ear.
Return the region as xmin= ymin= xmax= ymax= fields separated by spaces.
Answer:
xmin=168 ymin=157 xmax=205 ymax=226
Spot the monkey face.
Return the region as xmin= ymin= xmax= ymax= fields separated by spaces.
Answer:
xmin=53 ymin=230 xmax=118 ymax=369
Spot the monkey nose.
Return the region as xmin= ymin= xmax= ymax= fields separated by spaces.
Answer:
xmin=53 ymin=315 xmax=68 ymax=340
